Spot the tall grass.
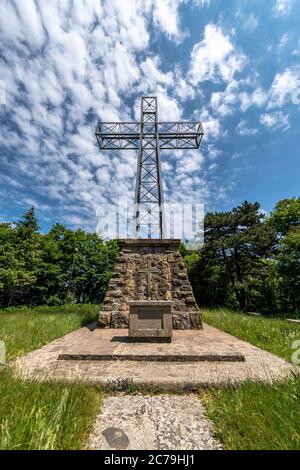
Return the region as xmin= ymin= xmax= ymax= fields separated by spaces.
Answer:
xmin=0 ymin=367 xmax=101 ymax=450
xmin=201 ymin=375 xmax=300 ymax=450
xmin=203 ymin=307 xmax=300 ymax=361
xmin=0 ymin=304 xmax=99 ymax=360
xmin=0 ymin=305 xmax=101 ymax=450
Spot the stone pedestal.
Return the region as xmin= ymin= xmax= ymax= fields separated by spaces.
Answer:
xmin=129 ymin=301 xmax=172 ymax=341
xmin=99 ymin=239 xmax=202 ymax=330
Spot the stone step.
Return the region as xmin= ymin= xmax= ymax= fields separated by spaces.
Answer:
xmin=58 ymin=352 xmax=244 ymax=362
xmin=57 ymin=328 xmax=245 ymax=362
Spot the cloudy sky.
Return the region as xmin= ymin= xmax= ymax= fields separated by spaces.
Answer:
xmin=0 ymin=0 xmax=299 ymax=233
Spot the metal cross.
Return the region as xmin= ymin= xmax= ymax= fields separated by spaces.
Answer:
xmin=138 ymin=258 xmax=160 ymax=300
xmin=95 ymin=96 xmax=204 ymax=239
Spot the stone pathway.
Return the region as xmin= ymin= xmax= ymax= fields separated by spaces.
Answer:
xmin=88 ymin=394 xmax=222 ymax=450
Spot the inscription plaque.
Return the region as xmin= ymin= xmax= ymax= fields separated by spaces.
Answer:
xmin=129 ymin=301 xmax=172 ymax=342
xmin=137 ymin=310 xmax=164 ymax=330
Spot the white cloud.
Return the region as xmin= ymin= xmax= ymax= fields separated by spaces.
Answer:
xmin=1 ymin=0 xmax=266 ymax=229
xmin=188 ymin=24 xmax=246 ymax=84
xmin=208 ymin=162 xmax=218 ymax=172
xmin=152 ymin=0 xmax=182 ymax=41
xmin=239 ymin=87 xmax=267 ymax=112
xmin=236 ymin=10 xmax=258 ymax=32
xmin=156 ymin=92 xmax=182 ymax=121
xmin=277 ymin=33 xmax=289 ymax=51
xmin=0 ymin=0 xmax=45 ymax=47
xmin=260 ymin=111 xmax=290 ymax=130
xmin=236 ymin=119 xmax=258 ymax=136
xmin=200 ymin=109 xmax=222 ymax=140
xmin=137 ymin=56 xmax=174 ymax=94
xmin=210 ymin=81 xmax=240 ymax=116
xmin=206 ymin=144 xmax=222 ymax=160
xmin=209 ymin=80 xmax=267 ymax=117
xmin=268 ymin=67 xmax=300 ymax=108
xmin=273 ymin=0 xmax=293 ymax=17
xmin=176 ymin=78 xmax=195 ymax=101
xmin=244 ymin=14 xmax=259 ymax=32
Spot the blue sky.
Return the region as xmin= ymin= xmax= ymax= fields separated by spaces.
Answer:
xmin=0 ymin=0 xmax=299 ymax=233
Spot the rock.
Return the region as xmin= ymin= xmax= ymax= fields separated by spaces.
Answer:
xmin=98 ymin=311 xmax=111 ymax=328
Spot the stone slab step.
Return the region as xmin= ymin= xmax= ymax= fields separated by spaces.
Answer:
xmin=58 ymin=352 xmax=245 ymax=362
xmin=57 ymin=327 xmax=245 ymax=363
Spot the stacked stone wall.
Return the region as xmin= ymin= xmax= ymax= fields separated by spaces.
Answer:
xmin=99 ymin=239 xmax=202 ymax=330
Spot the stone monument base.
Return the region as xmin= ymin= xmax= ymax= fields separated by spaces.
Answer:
xmin=128 ymin=300 xmax=172 ymax=342
xmin=100 ymin=239 xmax=202 ymax=330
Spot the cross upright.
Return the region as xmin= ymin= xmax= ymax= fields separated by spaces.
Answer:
xmin=138 ymin=258 xmax=160 ymax=300
xmin=95 ymin=96 xmax=204 ymax=239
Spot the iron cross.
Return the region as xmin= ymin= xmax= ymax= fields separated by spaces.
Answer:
xmin=138 ymin=258 xmax=160 ymax=300
xmin=95 ymin=96 xmax=204 ymax=239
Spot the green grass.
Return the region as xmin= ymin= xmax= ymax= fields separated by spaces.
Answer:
xmin=1 ymin=304 xmax=300 ymax=450
xmin=0 ymin=304 xmax=99 ymax=361
xmin=201 ymin=307 xmax=300 ymax=449
xmin=0 ymin=367 xmax=101 ymax=450
xmin=201 ymin=375 xmax=300 ymax=450
xmin=0 ymin=304 xmax=102 ymax=450
xmin=203 ymin=307 xmax=300 ymax=362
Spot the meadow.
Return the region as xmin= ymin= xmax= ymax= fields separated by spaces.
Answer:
xmin=0 ymin=305 xmax=299 ymax=449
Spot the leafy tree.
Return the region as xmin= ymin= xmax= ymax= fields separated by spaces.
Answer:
xmin=268 ymin=197 xmax=300 ymax=236
xmin=277 ymin=227 xmax=300 ymax=315
xmin=17 ymin=206 xmax=39 ymax=232
xmin=190 ymin=201 xmax=277 ymax=311
xmin=267 ymin=197 xmax=300 ymax=315
xmin=0 ymin=210 xmax=118 ymax=307
xmin=0 ymin=223 xmax=31 ymax=306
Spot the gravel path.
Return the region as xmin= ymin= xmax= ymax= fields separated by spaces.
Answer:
xmin=88 ymin=394 xmax=222 ymax=450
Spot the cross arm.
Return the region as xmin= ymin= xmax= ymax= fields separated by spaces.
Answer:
xmin=95 ymin=121 xmax=204 ymax=150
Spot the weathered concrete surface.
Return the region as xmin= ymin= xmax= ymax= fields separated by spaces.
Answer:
xmin=57 ymin=325 xmax=244 ymax=362
xmin=88 ymin=394 xmax=222 ymax=450
xmin=14 ymin=323 xmax=299 ymax=390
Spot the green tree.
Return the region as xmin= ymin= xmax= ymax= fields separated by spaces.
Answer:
xmin=267 ymin=197 xmax=300 ymax=315
xmin=268 ymin=197 xmax=300 ymax=236
xmin=194 ymin=201 xmax=277 ymax=311
xmin=0 ymin=208 xmax=41 ymax=306
xmin=33 ymin=224 xmax=118 ymax=305
xmin=277 ymin=227 xmax=300 ymax=315
xmin=0 ymin=223 xmax=34 ymax=306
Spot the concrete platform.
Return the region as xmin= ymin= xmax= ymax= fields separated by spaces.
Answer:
xmin=14 ymin=323 xmax=299 ymax=391
xmin=58 ymin=326 xmax=245 ymax=362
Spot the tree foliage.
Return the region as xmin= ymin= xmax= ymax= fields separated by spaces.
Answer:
xmin=0 ymin=198 xmax=299 ymax=317
xmin=268 ymin=197 xmax=300 ymax=236
xmin=0 ymin=209 xmax=118 ymax=307
xmin=185 ymin=199 xmax=300 ymax=317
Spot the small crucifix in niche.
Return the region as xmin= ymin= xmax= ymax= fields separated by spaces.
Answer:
xmin=138 ymin=258 xmax=160 ymax=300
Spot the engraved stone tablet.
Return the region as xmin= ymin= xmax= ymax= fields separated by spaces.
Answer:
xmin=129 ymin=301 xmax=172 ymax=342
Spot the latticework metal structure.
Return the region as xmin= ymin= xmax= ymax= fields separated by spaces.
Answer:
xmin=95 ymin=96 xmax=204 ymax=238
